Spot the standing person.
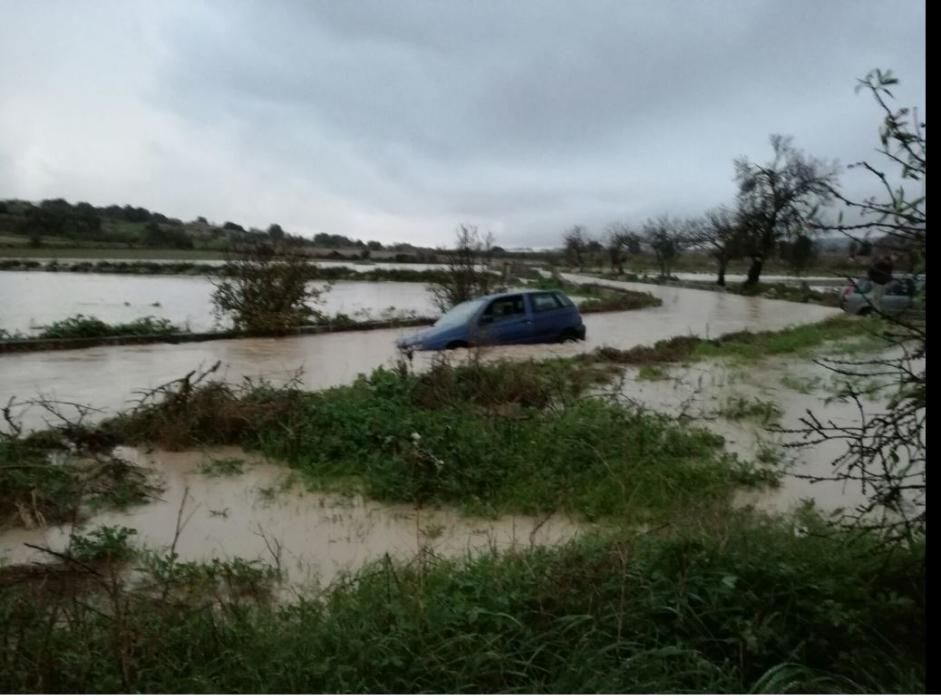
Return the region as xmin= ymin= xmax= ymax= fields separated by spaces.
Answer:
xmin=867 ymin=253 xmax=894 ymax=311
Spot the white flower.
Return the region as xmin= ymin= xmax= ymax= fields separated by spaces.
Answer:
xmin=411 ymin=432 xmax=422 ymax=443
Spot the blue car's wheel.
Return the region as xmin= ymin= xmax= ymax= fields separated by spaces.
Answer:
xmin=446 ymin=340 xmax=469 ymax=350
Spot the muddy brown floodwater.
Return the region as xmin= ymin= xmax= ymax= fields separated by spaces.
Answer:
xmin=0 ymin=271 xmax=439 ymax=334
xmin=0 ymin=446 xmax=584 ymax=592
xmin=0 ymin=275 xmax=839 ymax=430
xmin=609 ymin=348 xmax=920 ymax=517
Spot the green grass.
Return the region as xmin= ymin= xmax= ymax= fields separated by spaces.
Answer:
xmin=197 ymin=457 xmax=246 ymax=477
xmin=636 ymin=365 xmax=669 ymax=381
xmin=780 ymin=374 xmax=824 ymax=394
xmin=717 ymin=395 xmax=783 ymax=425
xmin=0 ymin=513 xmax=924 ymax=692
xmin=689 ymin=316 xmax=880 ymax=362
xmin=587 ymin=316 xmax=883 ymax=366
xmin=105 ymin=358 xmax=773 ymax=523
xmin=37 ymin=314 xmax=182 ymax=339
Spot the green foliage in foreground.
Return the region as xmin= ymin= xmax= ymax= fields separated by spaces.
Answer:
xmin=0 ymin=437 xmax=154 ymax=528
xmin=0 ymin=515 xmax=923 ymax=692
xmin=38 ymin=314 xmax=181 ymax=339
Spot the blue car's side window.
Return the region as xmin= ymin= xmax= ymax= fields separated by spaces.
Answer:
xmin=530 ymin=292 xmax=563 ymax=313
xmin=481 ymin=295 xmax=526 ymax=323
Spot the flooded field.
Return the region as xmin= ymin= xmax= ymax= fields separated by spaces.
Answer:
xmin=0 ymin=445 xmax=583 ymax=591
xmin=0 ymin=271 xmax=438 ymax=333
xmin=608 ymin=352 xmax=891 ymax=516
xmin=0 ymin=348 xmax=902 ymax=590
xmin=0 ymin=257 xmax=461 ymax=271
xmin=0 ymin=278 xmax=839 ymax=429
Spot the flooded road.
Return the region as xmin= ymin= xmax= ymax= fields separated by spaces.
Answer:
xmin=0 ymin=446 xmax=582 ymax=590
xmin=0 ymin=271 xmax=437 ymax=333
xmin=0 ymin=275 xmax=839 ymax=428
xmin=561 ymin=272 xmax=839 ymax=342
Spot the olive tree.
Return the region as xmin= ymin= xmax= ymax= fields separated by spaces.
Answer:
xmin=735 ymin=135 xmax=838 ymax=286
xmin=642 ymin=215 xmax=684 ymax=278
xmin=685 ymin=207 xmax=744 ymax=286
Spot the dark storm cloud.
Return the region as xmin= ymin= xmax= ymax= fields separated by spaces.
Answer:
xmin=0 ymin=0 xmax=925 ymax=246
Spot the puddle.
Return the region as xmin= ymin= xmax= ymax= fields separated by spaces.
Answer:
xmin=0 ymin=446 xmax=583 ymax=592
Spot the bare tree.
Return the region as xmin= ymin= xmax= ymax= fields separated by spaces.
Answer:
xmin=562 ymin=225 xmax=589 ymax=270
xmin=735 ymin=135 xmax=839 ymax=287
xmin=428 ymin=225 xmax=498 ymax=312
xmin=778 ymin=232 xmax=818 ymax=275
xmin=642 ymin=216 xmax=684 ymax=278
xmin=787 ymin=69 xmax=925 ymax=547
xmin=686 ymin=208 xmax=744 ymax=286
xmin=211 ymin=243 xmax=323 ymax=332
xmin=604 ymin=222 xmax=639 ymax=275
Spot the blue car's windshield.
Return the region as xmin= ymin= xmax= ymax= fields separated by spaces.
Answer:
xmin=434 ymin=298 xmax=486 ymax=328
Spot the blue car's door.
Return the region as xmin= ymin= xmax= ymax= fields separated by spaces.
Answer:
xmin=474 ymin=294 xmax=534 ymax=345
xmin=527 ymin=291 xmax=571 ymax=342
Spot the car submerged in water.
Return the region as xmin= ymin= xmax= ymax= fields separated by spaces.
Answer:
xmin=397 ymin=289 xmax=586 ymax=352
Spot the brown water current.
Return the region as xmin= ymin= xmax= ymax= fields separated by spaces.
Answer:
xmin=0 ymin=275 xmax=838 ymax=429
xmin=0 ymin=446 xmax=584 ymax=591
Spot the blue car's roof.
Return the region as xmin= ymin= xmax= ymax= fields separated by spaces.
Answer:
xmin=474 ymin=288 xmax=567 ymax=302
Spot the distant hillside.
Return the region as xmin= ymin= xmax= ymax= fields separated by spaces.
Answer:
xmin=0 ymin=198 xmax=434 ymax=260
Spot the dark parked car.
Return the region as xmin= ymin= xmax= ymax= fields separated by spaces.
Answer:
xmin=841 ymin=274 xmax=925 ymax=315
xmin=397 ymin=289 xmax=586 ymax=351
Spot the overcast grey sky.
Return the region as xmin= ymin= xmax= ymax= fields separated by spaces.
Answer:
xmin=0 ymin=1 xmax=925 ymax=247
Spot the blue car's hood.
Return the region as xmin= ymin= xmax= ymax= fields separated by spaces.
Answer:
xmin=397 ymin=327 xmax=435 ymax=349
xmin=397 ymin=324 xmax=463 ymax=351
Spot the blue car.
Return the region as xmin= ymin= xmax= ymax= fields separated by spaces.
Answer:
xmin=397 ymin=289 xmax=586 ymax=352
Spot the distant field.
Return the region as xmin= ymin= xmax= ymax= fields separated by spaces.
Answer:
xmin=0 ymin=247 xmax=231 ymax=260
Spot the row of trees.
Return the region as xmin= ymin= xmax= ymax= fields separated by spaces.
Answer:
xmin=562 ymin=135 xmax=840 ymax=286
xmin=0 ymin=198 xmax=407 ymax=253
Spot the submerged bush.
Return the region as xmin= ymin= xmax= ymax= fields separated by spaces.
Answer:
xmin=38 ymin=314 xmax=180 ymax=339
xmin=0 ymin=436 xmax=156 ymax=528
